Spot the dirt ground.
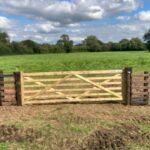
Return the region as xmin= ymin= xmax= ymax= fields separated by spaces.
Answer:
xmin=0 ymin=104 xmax=150 ymax=150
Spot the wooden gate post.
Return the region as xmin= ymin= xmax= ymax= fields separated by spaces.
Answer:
xmin=122 ymin=67 xmax=132 ymax=105
xmin=143 ymin=72 xmax=149 ymax=105
xmin=0 ymin=71 xmax=4 ymax=106
xmin=14 ymin=72 xmax=24 ymax=106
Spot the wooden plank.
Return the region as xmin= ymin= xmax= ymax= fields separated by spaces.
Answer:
xmin=24 ymin=97 xmax=122 ymax=105
xmin=4 ymin=89 xmax=16 ymax=93
xmin=24 ymin=76 xmax=121 ymax=82
xmin=24 ymin=70 xmax=122 ymax=76
xmin=3 ymin=74 xmax=14 ymax=77
xmin=0 ymin=81 xmax=15 ymax=85
xmin=25 ymin=93 xmax=122 ymax=99
xmin=0 ymin=87 xmax=15 ymax=91
xmin=24 ymin=87 xmax=121 ymax=94
xmin=24 ymin=82 xmax=122 ymax=88
xmin=74 ymin=74 xmax=122 ymax=98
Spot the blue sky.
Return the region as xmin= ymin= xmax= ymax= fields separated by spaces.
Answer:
xmin=0 ymin=0 xmax=150 ymax=43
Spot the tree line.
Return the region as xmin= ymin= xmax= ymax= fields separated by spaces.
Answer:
xmin=0 ymin=29 xmax=150 ymax=55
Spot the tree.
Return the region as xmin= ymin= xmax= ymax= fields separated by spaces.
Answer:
xmin=119 ymin=39 xmax=130 ymax=51
xmin=21 ymin=40 xmax=41 ymax=53
xmin=57 ymin=34 xmax=73 ymax=53
xmin=72 ymin=44 xmax=88 ymax=52
xmin=11 ymin=42 xmax=33 ymax=54
xmin=83 ymin=36 xmax=103 ymax=52
xmin=144 ymin=29 xmax=150 ymax=51
xmin=129 ymin=38 xmax=145 ymax=51
xmin=0 ymin=32 xmax=10 ymax=44
xmin=0 ymin=42 xmax=12 ymax=55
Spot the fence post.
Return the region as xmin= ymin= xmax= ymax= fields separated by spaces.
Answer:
xmin=122 ymin=67 xmax=132 ymax=105
xmin=0 ymin=71 xmax=4 ymax=106
xmin=143 ymin=71 xmax=149 ymax=105
xmin=14 ymin=72 xmax=24 ymax=106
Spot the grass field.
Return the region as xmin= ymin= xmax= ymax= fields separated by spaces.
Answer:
xmin=0 ymin=104 xmax=149 ymax=150
xmin=0 ymin=51 xmax=150 ymax=73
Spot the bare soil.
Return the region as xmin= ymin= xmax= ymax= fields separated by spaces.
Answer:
xmin=0 ymin=104 xmax=149 ymax=150
xmin=0 ymin=125 xmax=37 ymax=142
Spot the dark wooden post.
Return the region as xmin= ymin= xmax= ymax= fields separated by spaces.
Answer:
xmin=14 ymin=72 xmax=24 ymax=106
xmin=122 ymin=67 xmax=132 ymax=105
xmin=0 ymin=71 xmax=4 ymax=106
xmin=143 ymin=72 xmax=149 ymax=105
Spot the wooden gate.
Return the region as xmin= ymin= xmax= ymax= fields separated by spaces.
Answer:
xmin=22 ymin=70 xmax=123 ymax=105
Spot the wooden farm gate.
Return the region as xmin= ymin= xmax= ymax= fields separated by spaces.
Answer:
xmin=22 ymin=70 xmax=123 ymax=105
xmin=0 ymin=72 xmax=17 ymax=106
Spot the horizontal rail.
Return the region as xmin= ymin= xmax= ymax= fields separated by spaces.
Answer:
xmin=24 ymin=76 xmax=121 ymax=82
xmin=24 ymin=97 xmax=123 ymax=105
xmin=24 ymin=87 xmax=121 ymax=94
xmin=24 ymin=82 xmax=122 ymax=88
xmin=24 ymin=70 xmax=122 ymax=76
xmin=25 ymin=93 xmax=122 ymax=100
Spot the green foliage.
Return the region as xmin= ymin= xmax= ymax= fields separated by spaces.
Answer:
xmin=83 ymin=35 xmax=103 ymax=52
xmin=0 ymin=32 xmax=10 ymax=44
xmin=119 ymin=39 xmax=130 ymax=51
xmin=144 ymin=29 xmax=150 ymax=51
xmin=21 ymin=40 xmax=41 ymax=53
xmin=129 ymin=38 xmax=145 ymax=51
xmin=0 ymin=42 xmax=12 ymax=55
xmin=57 ymin=34 xmax=73 ymax=53
xmin=11 ymin=42 xmax=33 ymax=54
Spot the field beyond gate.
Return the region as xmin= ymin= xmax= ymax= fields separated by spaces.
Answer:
xmin=22 ymin=70 xmax=123 ymax=105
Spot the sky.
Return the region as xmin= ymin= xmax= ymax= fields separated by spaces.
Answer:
xmin=0 ymin=0 xmax=150 ymax=43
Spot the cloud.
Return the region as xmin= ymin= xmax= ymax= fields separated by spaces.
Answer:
xmin=0 ymin=0 xmax=147 ymax=44
xmin=138 ymin=11 xmax=150 ymax=21
xmin=0 ymin=0 xmax=141 ymax=25
xmin=24 ymin=22 xmax=60 ymax=34
xmin=0 ymin=16 xmax=13 ymax=29
xmin=117 ymin=16 xmax=131 ymax=21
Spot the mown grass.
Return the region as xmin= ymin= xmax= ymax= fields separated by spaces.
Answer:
xmin=0 ymin=51 xmax=150 ymax=73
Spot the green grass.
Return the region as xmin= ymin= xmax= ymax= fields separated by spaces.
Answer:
xmin=67 ymin=126 xmax=92 ymax=134
xmin=0 ymin=51 xmax=150 ymax=73
xmin=0 ymin=143 xmax=8 ymax=150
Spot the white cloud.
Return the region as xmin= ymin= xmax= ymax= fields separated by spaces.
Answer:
xmin=117 ymin=16 xmax=131 ymax=21
xmin=0 ymin=16 xmax=13 ymax=29
xmin=24 ymin=22 xmax=60 ymax=33
xmin=138 ymin=11 xmax=150 ymax=21
xmin=0 ymin=0 xmax=141 ymax=25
